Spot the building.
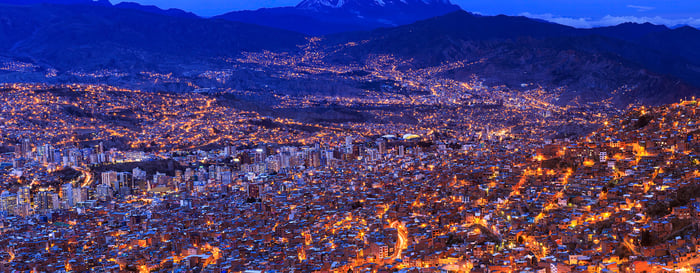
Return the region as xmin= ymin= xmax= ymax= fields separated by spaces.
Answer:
xmin=61 ymin=183 xmax=74 ymax=209
xmin=0 ymin=191 xmax=17 ymax=216
xmin=35 ymin=189 xmax=54 ymax=213
xmin=220 ymin=171 xmax=232 ymax=185
xmin=96 ymin=184 xmax=112 ymax=201
xmin=102 ymin=171 xmax=118 ymax=188
xmin=10 ymin=188 xmax=28 ymax=216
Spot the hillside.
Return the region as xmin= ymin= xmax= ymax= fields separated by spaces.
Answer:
xmin=0 ymin=3 xmax=306 ymax=72
xmin=325 ymin=11 xmax=700 ymax=106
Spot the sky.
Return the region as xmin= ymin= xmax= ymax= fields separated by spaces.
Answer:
xmin=119 ymin=0 xmax=700 ymax=28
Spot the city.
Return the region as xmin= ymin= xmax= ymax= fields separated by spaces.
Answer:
xmin=1 ymin=0 xmax=700 ymax=272
xmin=0 ymin=78 xmax=698 ymax=272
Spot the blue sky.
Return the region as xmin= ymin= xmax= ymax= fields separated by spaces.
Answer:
xmin=119 ymin=0 xmax=700 ymax=28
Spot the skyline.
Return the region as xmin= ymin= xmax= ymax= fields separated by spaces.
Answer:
xmin=116 ymin=0 xmax=700 ymax=28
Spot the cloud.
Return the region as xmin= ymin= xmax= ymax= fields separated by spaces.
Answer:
xmin=626 ymin=5 xmax=655 ymax=12
xmin=519 ymin=12 xmax=700 ymax=28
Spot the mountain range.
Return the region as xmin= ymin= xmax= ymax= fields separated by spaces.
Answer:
xmin=215 ymin=0 xmax=461 ymax=35
xmin=325 ymin=11 xmax=700 ymax=105
xmin=0 ymin=0 xmax=699 ymax=105
xmin=0 ymin=1 xmax=305 ymax=71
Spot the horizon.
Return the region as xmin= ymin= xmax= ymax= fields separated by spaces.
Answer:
xmin=115 ymin=0 xmax=700 ymax=28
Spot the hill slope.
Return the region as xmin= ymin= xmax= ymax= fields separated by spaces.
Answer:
xmin=325 ymin=11 xmax=700 ymax=106
xmin=0 ymin=3 xmax=306 ymax=71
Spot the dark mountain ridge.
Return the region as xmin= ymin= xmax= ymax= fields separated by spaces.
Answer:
xmin=588 ymin=22 xmax=670 ymax=41
xmin=324 ymin=11 xmax=700 ymax=105
xmin=214 ymin=0 xmax=460 ymax=35
xmin=0 ymin=0 xmax=197 ymax=18
xmin=0 ymin=0 xmax=110 ymax=6
xmin=0 ymin=1 xmax=698 ymax=106
xmin=113 ymin=2 xmax=199 ymax=19
xmin=0 ymin=3 xmax=305 ymax=71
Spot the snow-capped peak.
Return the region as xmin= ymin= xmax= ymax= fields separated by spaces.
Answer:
xmin=297 ymin=0 xmax=345 ymax=9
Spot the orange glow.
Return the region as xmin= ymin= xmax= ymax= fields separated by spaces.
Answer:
xmin=298 ymin=247 xmax=306 ymax=261
xmin=390 ymin=221 xmax=408 ymax=259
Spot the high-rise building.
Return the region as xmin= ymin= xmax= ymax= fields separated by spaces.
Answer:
xmin=96 ymin=184 xmax=111 ymax=201
xmin=117 ymin=172 xmax=131 ymax=190
xmin=16 ymin=186 xmax=31 ymax=216
xmin=38 ymin=144 xmax=50 ymax=163
xmin=153 ymin=172 xmax=171 ymax=188
xmin=102 ymin=171 xmax=118 ymax=188
xmin=15 ymin=203 xmax=30 ymax=217
xmin=73 ymin=186 xmax=84 ymax=204
xmin=52 ymin=149 xmax=61 ymax=164
xmin=21 ymin=139 xmax=32 ymax=158
xmin=184 ymin=168 xmax=194 ymax=182
xmin=17 ymin=186 xmax=30 ymax=207
xmin=367 ymin=148 xmax=379 ymax=161
xmin=133 ymin=167 xmax=147 ymax=180
xmin=51 ymin=192 xmax=60 ymax=210
xmin=280 ymin=153 xmax=291 ymax=170
xmin=221 ymin=171 xmax=232 ymax=185
xmin=174 ymin=170 xmax=183 ymax=185
xmin=0 ymin=191 xmax=16 ymax=215
xmin=254 ymin=147 xmax=267 ymax=163
xmin=325 ymin=150 xmax=334 ymax=167
xmin=309 ymin=150 xmax=321 ymax=168
xmin=377 ymin=139 xmax=387 ymax=155
xmin=13 ymin=145 xmax=21 ymax=159
xmin=345 ymin=136 xmax=353 ymax=154
xmin=35 ymin=189 xmax=53 ymax=213
xmin=61 ymin=183 xmax=74 ymax=209
xmin=89 ymin=153 xmax=99 ymax=165
xmin=78 ymin=187 xmax=89 ymax=203
xmin=208 ymin=165 xmax=217 ymax=182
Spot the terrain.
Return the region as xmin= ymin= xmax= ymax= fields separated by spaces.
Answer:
xmin=215 ymin=0 xmax=461 ymax=35
xmin=2 ymin=1 xmax=700 ymax=272
xmin=325 ymin=11 xmax=700 ymax=106
xmin=0 ymin=0 xmax=698 ymax=116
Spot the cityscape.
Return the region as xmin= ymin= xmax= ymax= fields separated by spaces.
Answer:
xmin=1 ymin=0 xmax=700 ymax=272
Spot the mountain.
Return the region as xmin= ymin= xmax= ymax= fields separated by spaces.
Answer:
xmin=642 ymin=26 xmax=700 ymax=66
xmin=0 ymin=0 xmax=199 ymax=19
xmin=587 ymin=23 xmax=700 ymax=67
xmin=585 ymin=23 xmax=700 ymax=88
xmin=113 ymin=2 xmax=199 ymax=19
xmin=325 ymin=11 xmax=700 ymax=106
xmin=296 ymin=0 xmax=457 ymax=14
xmin=0 ymin=0 xmax=110 ymax=6
xmin=0 ymin=3 xmax=306 ymax=71
xmin=588 ymin=22 xmax=670 ymax=41
xmin=213 ymin=8 xmax=359 ymax=36
xmin=214 ymin=0 xmax=460 ymax=35
xmin=0 ymin=0 xmax=698 ymax=107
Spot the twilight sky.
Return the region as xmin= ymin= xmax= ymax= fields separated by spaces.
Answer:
xmin=118 ymin=0 xmax=700 ymax=28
